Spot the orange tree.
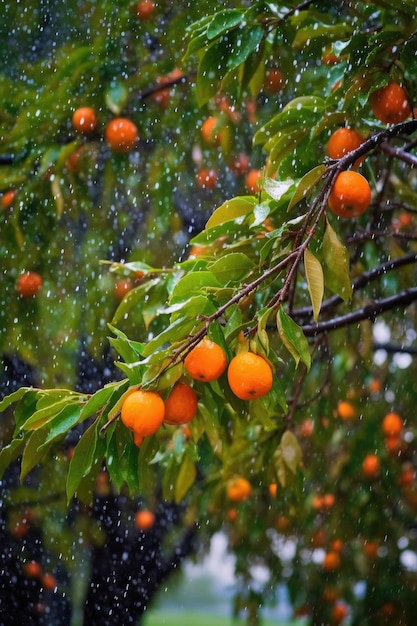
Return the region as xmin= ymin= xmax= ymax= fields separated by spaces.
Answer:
xmin=1 ymin=1 xmax=417 ymax=624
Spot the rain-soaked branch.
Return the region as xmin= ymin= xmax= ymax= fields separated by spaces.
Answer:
xmin=302 ymin=288 xmax=417 ymax=336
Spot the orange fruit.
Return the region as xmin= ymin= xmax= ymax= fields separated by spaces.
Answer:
xmin=370 ymin=82 xmax=411 ymax=124
xmin=328 ymin=170 xmax=371 ymax=218
xmin=331 ymin=539 xmax=344 ymax=553
xmin=41 ymin=573 xmax=57 ymax=591
xmin=196 ymin=168 xmax=218 ymax=189
xmin=327 ymin=127 xmax=365 ymax=169
xmin=337 ymin=400 xmax=356 ymax=420
xmin=331 ymin=602 xmax=348 ymax=624
xmin=135 ymin=509 xmax=155 ymax=530
xmin=362 ymin=454 xmax=380 ymax=479
xmin=136 ymin=0 xmax=155 ymax=20
xmin=322 ymin=551 xmax=341 ymax=572
xmin=227 ymin=476 xmax=252 ymax=502
xmin=120 ymin=389 xmax=165 ymax=438
xmin=245 ymin=168 xmax=263 ymax=194
xmin=23 ymin=561 xmax=43 ymax=578
xmin=17 ymin=272 xmax=43 ymax=298
xmin=322 ymin=493 xmax=335 ymax=509
xmin=114 ymin=278 xmax=134 ymax=301
xmin=227 ymin=507 xmax=238 ymax=522
xmin=385 ymin=435 xmax=401 ymax=455
xmin=263 ymin=68 xmax=285 ymax=94
xmin=105 ymin=117 xmax=139 ymax=153
xmin=227 ymin=352 xmax=273 ymax=400
xmin=184 ymin=339 xmax=227 ymax=382
xmin=201 ymin=116 xmax=220 ymax=146
xmin=151 ymin=68 xmax=184 ymax=109
xmin=363 ymin=540 xmax=379 ymax=559
xmin=1 ymin=188 xmax=18 ymax=210
xmin=164 ymin=382 xmax=198 ymax=425
xmin=382 ymin=412 xmax=403 ymax=437
xmin=72 ymin=106 xmax=98 ymax=133
xmin=229 ymin=152 xmax=251 ymax=175
xmin=268 ymin=483 xmax=278 ymax=497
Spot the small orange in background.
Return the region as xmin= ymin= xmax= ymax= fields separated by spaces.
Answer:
xmin=322 ymin=550 xmax=341 ymax=572
xmin=328 ymin=170 xmax=371 ymax=218
xmin=41 ymin=572 xmax=57 ymax=591
xmin=229 ymin=152 xmax=251 ymax=176
xmin=363 ymin=540 xmax=379 ymax=559
xmin=331 ymin=601 xmax=348 ymax=624
xmin=227 ymin=351 xmax=273 ymax=400
xmin=196 ymin=168 xmax=218 ymax=189
xmin=227 ymin=476 xmax=252 ymax=502
xmin=184 ymin=338 xmax=227 ymax=382
xmin=164 ymin=381 xmax=198 ymax=425
xmin=382 ymin=411 xmax=403 ymax=437
xmin=72 ymin=106 xmax=98 ymax=133
xmin=136 ymin=0 xmax=155 ymax=20
xmin=336 ymin=400 xmax=356 ymax=420
xmin=268 ymin=483 xmax=278 ymax=497
xmin=17 ymin=271 xmax=43 ymax=298
xmin=135 ymin=509 xmax=155 ymax=531
xmin=362 ymin=454 xmax=380 ymax=479
xmin=120 ymin=389 xmax=165 ymax=438
xmin=114 ymin=278 xmax=134 ymax=301
xmin=23 ymin=560 xmax=43 ymax=579
xmin=1 ymin=188 xmax=18 ymax=210
xmin=227 ymin=507 xmax=238 ymax=522
xmin=201 ymin=116 xmax=220 ymax=146
xmin=245 ymin=168 xmax=263 ymax=194
xmin=151 ymin=68 xmax=184 ymax=109
xmin=370 ymin=82 xmax=411 ymax=125
xmin=105 ymin=117 xmax=139 ymax=153
xmin=327 ymin=127 xmax=366 ymax=169
xmin=263 ymin=68 xmax=285 ymax=94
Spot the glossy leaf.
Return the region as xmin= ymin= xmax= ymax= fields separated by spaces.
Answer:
xmin=304 ymin=248 xmax=324 ymax=323
xmin=175 ymin=452 xmax=197 ymax=503
xmin=206 ymin=9 xmax=244 ymax=39
xmin=277 ymin=307 xmax=311 ymax=369
xmin=322 ymin=219 xmax=352 ymax=302
xmin=288 ymin=165 xmax=326 ymax=211
xmin=205 ymin=196 xmax=257 ymax=230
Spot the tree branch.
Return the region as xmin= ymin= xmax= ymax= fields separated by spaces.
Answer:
xmin=302 ymin=288 xmax=417 ymax=336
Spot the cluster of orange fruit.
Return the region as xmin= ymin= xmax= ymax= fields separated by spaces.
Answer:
xmin=120 ymin=338 xmax=274 ymax=447
xmin=326 ymin=81 xmax=412 ymax=220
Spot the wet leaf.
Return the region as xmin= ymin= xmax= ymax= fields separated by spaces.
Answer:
xmin=277 ymin=308 xmax=311 ymax=369
xmin=322 ymin=219 xmax=352 ymax=302
xmin=66 ymin=420 xmax=99 ymax=503
xmin=208 ymin=253 xmax=253 ymax=283
xmin=304 ymin=248 xmax=324 ymax=322
xmin=175 ymin=453 xmax=197 ymax=503
xmin=264 ymin=177 xmax=295 ymax=202
xmin=280 ymin=430 xmax=302 ymax=474
xmin=206 ymin=9 xmax=244 ymax=39
xmin=205 ymin=196 xmax=257 ymax=229
xmin=288 ymin=165 xmax=326 ymax=211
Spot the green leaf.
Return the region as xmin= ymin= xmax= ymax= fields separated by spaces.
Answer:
xmin=206 ymin=9 xmax=244 ymax=39
xmin=206 ymin=196 xmax=257 ymax=229
xmin=79 ymin=381 xmax=127 ymax=422
xmin=169 ymin=271 xmax=221 ymax=304
xmin=0 ymin=386 xmax=31 ymax=412
xmin=21 ymin=429 xmax=52 ymax=480
xmin=0 ymin=436 xmax=27 ymax=479
xmin=208 ymin=253 xmax=253 ymax=284
xmin=288 ymin=165 xmax=326 ymax=211
xmin=66 ymin=420 xmax=99 ymax=503
xmin=322 ymin=219 xmax=352 ymax=302
xmin=141 ymin=317 xmax=198 ymax=357
xmin=280 ymin=430 xmax=302 ymax=474
xmin=22 ymin=396 xmax=78 ymax=431
xmin=175 ymin=453 xmax=197 ymax=503
xmin=276 ymin=308 xmax=311 ymax=369
xmin=304 ymin=248 xmax=324 ymax=323
xmin=263 ymin=177 xmax=295 ymax=202
xmin=39 ymin=404 xmax=83 ymax=449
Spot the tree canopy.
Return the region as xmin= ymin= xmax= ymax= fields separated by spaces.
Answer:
xmin=1 ymin=1 xmax=417 ymax=624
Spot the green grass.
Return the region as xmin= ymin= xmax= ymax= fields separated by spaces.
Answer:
xmin=143 ymin=610 xmax=303 ymax=626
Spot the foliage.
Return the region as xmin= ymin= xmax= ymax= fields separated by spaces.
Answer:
xmin=2 ymin=1 xmax=417 ymax=624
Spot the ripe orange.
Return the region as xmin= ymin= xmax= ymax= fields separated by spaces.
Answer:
xmin=196 ymin=168 xmax=218 ymax=189
xmin=370 ymin=82 xmax=411 ymax=124
xmin=17 ymin=272 xmax=43 ymax=298
xmin=331 ymin=602 xmax=348 ymax=624
xmin=331 ymin=539 xmax=344 ymax=553
xmin=41 ymin=573 xmax=57 ymax=591
xmin=328 ymin=171 xmax=371 ymax=218
xmin=135 ymin=509 xmax=155 ymax=530
xmin=245 ymin=168 xmax=263 ymax=194
xmin=72 ymin=106 xmax=98 ymax=133
xmin=164 ymin=382 xmax=198 ymax=425
xmin=227 ymin=507 xmax=238 ymax=522
xmin=382 ymin=412 xmax=403 ymax=437
xmin=337 ymin=400 xmax=356 ymax=420
xmin=263 ymin=68 xmax=285 ymax=94
xmin=23 ymin=560 xmax=43 ymax=578
xmin=114 ymin=278 xmax=134 ymax=301
xmin=363 ymin=540 xmax=379 ymax=559
xmin=322 ymin=551 xmax=341 ymax=572
xmin=151 ymin=68 xmax=184 ymax=109
xmin=227 ymin=352 xmax=273 ymax=401
xmin=120 ymin=389 xmax=165 ymax=438
xmin=268 ymin=483 xmax=278 ymax=497
xmin=201 ymin=116 xmax=220 ymax=146
xmin=136 ymin=0 xmax=155 ymax=20
xmin=184 ymin=338 xmax=227 ymax=382
xmin=327 ymin=127 xmax=365 ymax=169
xmin=227 ymin=476 xmax=252 ymax=502
xmin=229 ymin=152 xmax=251 ymax=175
xmin=105 ymin=117 xmax=139 ymax=153
xmin=362 ymin=454 xmax=380 ymax=479
xmin=1 ymin=188 xmax=18 ymax=210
